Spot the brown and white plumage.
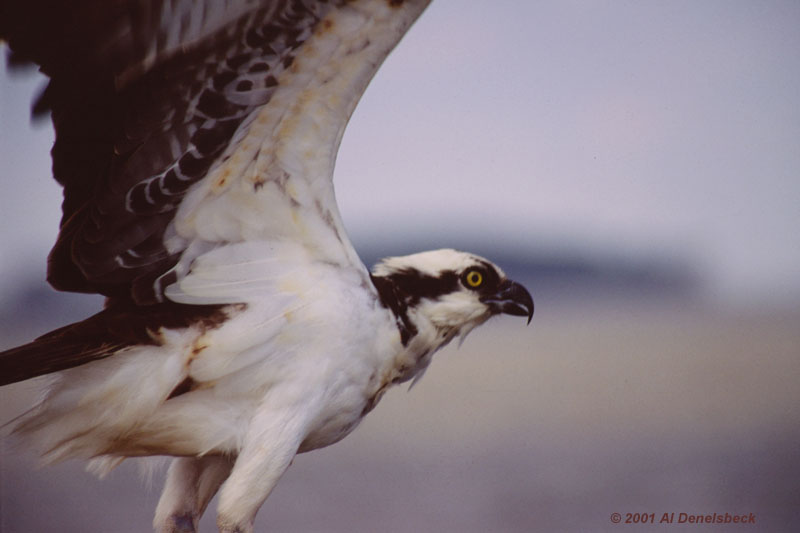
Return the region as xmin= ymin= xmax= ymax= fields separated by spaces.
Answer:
xmin=0 ymin=2 xmax=533 ymax=531
xmin=2 ymin=0 xmax=418 ymax=305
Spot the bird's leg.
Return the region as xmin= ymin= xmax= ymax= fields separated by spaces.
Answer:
xmin=215 ymin=401 xmax=309 ymax=533
xmin=154 ymin=455 xmax=234 ymax=533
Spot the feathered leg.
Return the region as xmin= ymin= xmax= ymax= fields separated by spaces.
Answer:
xmin=214 ymin=401 xmax=309 ymax=533
xmin=154 ymin=455 xmax=234 ymax=533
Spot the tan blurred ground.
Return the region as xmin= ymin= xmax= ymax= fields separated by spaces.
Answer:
xmin=2 ymin=304 xmax=799 ymax=532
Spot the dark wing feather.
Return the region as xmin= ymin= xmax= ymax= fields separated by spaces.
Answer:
xmin=0 ymin=301 xmax=232 ymax=386
xmin=1 ymin=0 xmax=341 ymax=304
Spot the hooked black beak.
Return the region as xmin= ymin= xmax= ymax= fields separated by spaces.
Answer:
xmin=480 ymin=279 xmax=534 ymax=324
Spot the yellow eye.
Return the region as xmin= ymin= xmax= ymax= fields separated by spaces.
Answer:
xmin=465 ymin=270 xmax=483 ymax=288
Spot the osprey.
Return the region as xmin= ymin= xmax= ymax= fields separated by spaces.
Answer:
xmin=0 ymin=1 xmax=533 ymax=532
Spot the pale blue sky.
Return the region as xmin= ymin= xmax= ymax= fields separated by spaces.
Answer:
xmin=2 ymin=1 xmax=799 ymax=306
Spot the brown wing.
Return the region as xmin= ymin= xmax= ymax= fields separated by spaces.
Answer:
xmin=0 ymin=300 xmax=234 ymax=386
xmin=1 ymin=0 xmax=343 ymax=304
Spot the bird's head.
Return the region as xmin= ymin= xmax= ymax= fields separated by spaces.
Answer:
xmin=370 ymin=249 xmax=533 ymax=349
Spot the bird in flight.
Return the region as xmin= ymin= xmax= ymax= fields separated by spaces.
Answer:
xmin=0 ymin=1 xmax=533 ymax=532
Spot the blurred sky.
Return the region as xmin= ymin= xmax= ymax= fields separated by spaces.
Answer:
xmin=1 ymin=0 xmax=799 ymax=306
